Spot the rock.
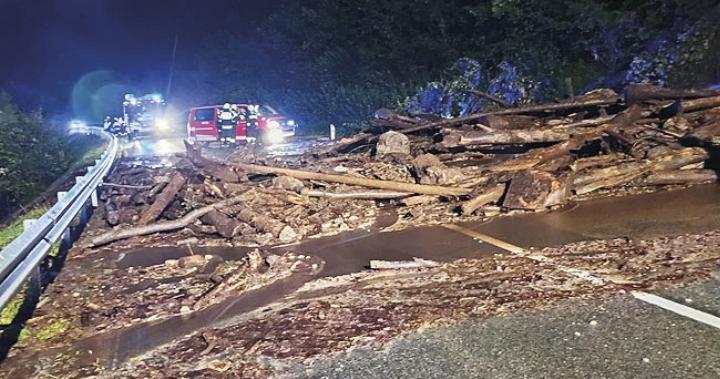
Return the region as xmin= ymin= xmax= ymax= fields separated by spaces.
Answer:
xmin=272 ymin=176 xmax=305 ymax=193
xmin=663 ymin=116 xmax=691 ymax=132
xmin=164 ymin=259 xmax=180 ymax=269
xmin=178 ymin=255 xmax=207 ymax=269
xmin=376 ymin=131 xmax=410 ymax=157
xmin=421 ymin=165 xmax=465 ymax=185
xmin=279 ymin=225 xmax=299 ymax=243
xmin=247 ymin=249 xmax=269 ymax=272
xmin=412 ymin=153 xmax=442 ymax=172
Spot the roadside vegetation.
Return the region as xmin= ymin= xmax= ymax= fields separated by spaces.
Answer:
xmin=0 ymin=92 xmax=104 ymax=221
xmin=175 ymin=0 xmax=720 ymax=134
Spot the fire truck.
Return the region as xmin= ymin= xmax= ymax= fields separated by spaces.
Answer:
xmin=123 ymin=93 xmax=171 ymax=138
xmin=187 ymin=104 xmax=296 ymax=145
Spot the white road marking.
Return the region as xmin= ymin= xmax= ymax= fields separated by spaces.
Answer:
xmin=443 ymin=224 xmax=604 ymax=285
xmin=444 ymin=223 xmax=720 ymax=330
xmin=632 ymin=291 xmax=720 ymax=330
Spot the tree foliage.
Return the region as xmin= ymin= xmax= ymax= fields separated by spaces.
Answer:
xmin=177 ymin=0 xmax=720 ymax=131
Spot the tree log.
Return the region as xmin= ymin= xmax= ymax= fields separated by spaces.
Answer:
xmin=681 ymin=96 xmax=720 ymax=112
xmin=503 ymin=171 xmax=572 ymax=210
xmin=685 ymin=118 xmax=720 ymax=145
xmin=478 ymin=114 xmax=541 ymax=130
xmin=571 ymin=153 xmax=628 ymax=171
xmin=488 ymin=106 xmax=644 ymax=172
xmin=138 ymin=173 xmax=186 ymax=225
xmin=90 ymin=196 xmax=246 ymax=247
xmin=443 ymin=127 xmax=584 ymax=146
xmin=636 ymin=169 xmax=718 ymax=186
xmin=231 ymin=162 xmax=471 ymax=196
xmin=573 ymin=147 xmax=709 ymax=194
xmin=201 ymin=210 xmax=242 ymax=238
xmin=626 ymin=84 xmax=720 ymax=102
xmin=184 ymin=140 xmax=243 ymax=182
xmin=461 ymin=184 xmax=506 ymax=215
xmin=302 ymin=189 xmax=412 ymax=200
xmin=369 ymin=258 xmax=440 ymax=270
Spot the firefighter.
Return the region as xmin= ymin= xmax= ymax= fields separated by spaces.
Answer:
xmin=217 ymin=103 xmax=237 ymax=144
xmin=246 ymin=104 xmax=259 ymax=143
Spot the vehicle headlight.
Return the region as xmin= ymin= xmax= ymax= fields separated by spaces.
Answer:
xmin=268 ymin=120 xmax=281 ymax=129
xmin=155 ymin=118 xmax=170 ymax=130
xmin=68 ymin=119 xmax=86 ymax=130
xmin=286 ymin=119 xmax=296 ymax=126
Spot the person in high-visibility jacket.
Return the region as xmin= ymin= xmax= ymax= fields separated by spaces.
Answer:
xmin=217 ymin=103 xmax=237 ymax=144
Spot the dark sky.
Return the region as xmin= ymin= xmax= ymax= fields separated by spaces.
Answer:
xmin=0 ymin=0 xmax=282 ymax=114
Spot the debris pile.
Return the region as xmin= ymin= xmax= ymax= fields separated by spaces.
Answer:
xmin=104 ymin=227 xmax=720 ymax=379
xmin=85 ymin=84 xmax=720 ymax=249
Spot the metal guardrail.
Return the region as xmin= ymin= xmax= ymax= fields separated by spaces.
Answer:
xmin=0 ymin=127 xmax=118 ymax=311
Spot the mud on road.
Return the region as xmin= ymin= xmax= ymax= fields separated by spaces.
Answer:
xmin=3 ymin=86 xmax=720 ymax=378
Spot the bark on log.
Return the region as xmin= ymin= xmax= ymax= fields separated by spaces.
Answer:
xmin=681 ymin=96 xmax=720 ymax=112
xmin=91 ymin=196 xmax=246 ymax=247
xmin=626 ymin=84 xmax=720 ymax=102
xmin=235 ymin=207 xmax=286 ymax=237
xmin=302 ymin=189 xmax=412 ymax=200
xmin=685 ymin=118 xmax=720 ymax=145
xmin=138 ymin=173 xmax=186 ymax=225
xmin=443 ymin=127 xmax=584 ymax=146
xmin=571 ymin=153 xmax=628 ymax=171
xmin=326 ymin=98 xmax=624 ymax=151
xmin=636 ymin=169 xmax=718 ymax=186
xmin=488 ymin=106 xmax=644 ymax=172
xmin=184 ymin=140 xmax=243 ymax=183
xmin=503 ymin=171 xmax=572 ymax=210
xmin=461 ymin=184 xmax=507 ymax=215
xmin=201 ymin=210 xmax=242 ymax=238
xmin=478 ymin=115 xmax=541 ymax=130
xmin=573 ymin=147 xmax=709 ymax=194
xmin=231 ymin=162 xmax=471 ymax=196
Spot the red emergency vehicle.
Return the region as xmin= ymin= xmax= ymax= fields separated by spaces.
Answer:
xmin=187 ymin=104 xmax=296 ymax=144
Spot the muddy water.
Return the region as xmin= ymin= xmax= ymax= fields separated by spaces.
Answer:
xmin=462 ymin=184 xmax=720 ymax=249
xmin=7 ymin=185 xmax=719 ymax=373
xmin=4 ymin=266 xmax=319 ymax=375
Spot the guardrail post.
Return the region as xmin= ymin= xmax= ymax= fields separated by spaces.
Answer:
xmin=91 ymin=189 xmax=99 ymax=208
xmin=22 ymin=219 xmax=37 ymax=231
xmin=57 ymin=191 xmax=68 ymax=202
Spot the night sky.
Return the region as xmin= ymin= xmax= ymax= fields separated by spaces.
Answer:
xmin=0 ymin=0 xmax=282 ymax=114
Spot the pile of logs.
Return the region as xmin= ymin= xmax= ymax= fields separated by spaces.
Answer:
xmin=91 ymin=84 xmax=719 ymax=248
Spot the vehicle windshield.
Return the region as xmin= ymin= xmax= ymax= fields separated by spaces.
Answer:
xmin=258 ymin=105 xmax=278 ymax=116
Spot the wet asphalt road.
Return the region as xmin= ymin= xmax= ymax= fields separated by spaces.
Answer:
xmin=118 ymin=133 xmax=720 ymax=378
xmin=288 ymin=283 xmax=720 ymax=379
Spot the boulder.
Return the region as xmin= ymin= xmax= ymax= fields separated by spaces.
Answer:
xmin=376 ymin=131 xmax=410 ymax=157
xmin=272 ymin=176 xmax=305 ymax=193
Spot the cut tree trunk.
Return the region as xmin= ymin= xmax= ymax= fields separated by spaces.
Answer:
xmin=443 ymin=127 xmax=585 ymax=146
xmin=478 ymin=114 xmax=541 ymax=130
xmin=461 ymin=184 xmax=507 ymax=215
xmin=138 ymin=173 xmax=186 ymax=225
xmin=302 ymin=189 xmax=412 ymax=200
xmin=488 ymin=105 xmax=644 ymax=173
xmin=626 ymin=84 xmax=720 ymax=102
xmin=201 ymin=210 xmax=242 ymax=238
xmin=573 ymin=147 xmax=709 ymax=195
xmin=184 ymin=140 xmax=243 ymax=183
xmin=231 ymin=162 xmax=471 ymax=196
xmin=571 ymin=153 xmax=628 ymax=171
xmin=685 ymin=118 xmax=720 ymax=145
xmin=681 ymin=96 xmax=720 ymax=112
xmin=503 ymin=170 xmax=572 ymax=210
xmin=91 ymin=196 xmax=246 ymax=247
xmin=636 ymin=169 xmax=718 ymax=186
